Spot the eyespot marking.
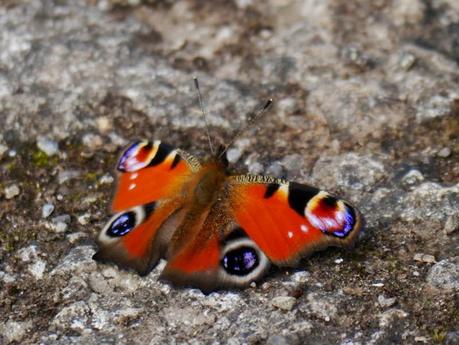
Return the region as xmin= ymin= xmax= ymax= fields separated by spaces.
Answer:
xmin=221 ymin=246 xmax=259 ymax=276
xmin=329 ymin=203 xmax=356 ymax=238
xmin=107 ymin=212 xmax=136 ymax=237
xmin=306 ymin=194 xmax=357 ymax=238
xmin=117 ymin=141 xmax=158 ymax=172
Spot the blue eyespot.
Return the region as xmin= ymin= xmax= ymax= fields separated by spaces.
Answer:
xmin=332 ymin=205 xmax=356 ymax=238
xmin=107 ymin=212 xmax=136 ymax=237
xmin=222 ymin=247 xmax=259 ymax=276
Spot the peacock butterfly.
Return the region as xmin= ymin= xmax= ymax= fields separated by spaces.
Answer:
xmin=93 ymin=81 xmax=363 ymax=292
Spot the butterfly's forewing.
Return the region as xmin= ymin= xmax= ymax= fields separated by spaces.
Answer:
xmin=112 ymin=140 xmax=200 ymax=212
xmin=93 ymin=141 xmax=200 ymax=275
xmin=227 ymin=175 xmax=362 ymax=266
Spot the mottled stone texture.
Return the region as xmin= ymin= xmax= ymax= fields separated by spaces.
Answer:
xmin=0 ymin=0 xmax=458 ymax=344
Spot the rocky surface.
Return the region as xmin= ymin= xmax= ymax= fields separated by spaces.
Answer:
xmin=0 ymin=0 xmax=458 ymax=344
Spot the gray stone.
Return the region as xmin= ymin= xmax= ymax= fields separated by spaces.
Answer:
xmin=444 ymin=215 xmax=459 ymax=235
xmin=51 ymin=246 xmax=97 ymax=276
xmin=427 ymin=257 xmax=459 ymax=291
xmin=399 ymin=52 xmax=416 ymax=71
xmin=52 ymin=301 xmax=91 ymax=333
xmin=312 ymin=153 xmax=386 ymax=197
xmin=77 ymin=213 xmax=91 ymax=225
xmin=4 ymin=184 xmax=20 ymax=199
xmin=52 ymin=214 xmax=71 ymax=224
xmin=306 ymin=292 xmax=338 ymax=322
xmin=413 ymin=253 xmax=436 ymax=264
xmin=0 ymin=143 xmax=8 ymax=158
xmin=377 ymin=295 xmax=397 ymax=308
xmin=226 ymin=148 xmax=242 ymax=163
xmin=266 ymin=161 xmax=285 ymax=178
xmin=248 ymin=161 xmax=264 ymax=175
xmin=400 ymin=183 xmax=459 ymax=224
xmin=271 ymin=296 xmax=296 ymax=311
xmin=82 ymin=133 xmax=103 ymax=149
xmin=267 ymin=334 xmax=298 ymax=345
xmin=445 ymin=331 xmax=459 ymax=345
xmin=42 ymin=203 xmax=55 ymax=218
xmin=99 ymin=173 xmax=114 ymax=185
xmin=36 ymin=137 xmax=59 ymax=156
xmin=58 ymin=170 xmax=81 ymax=184
xmin=378 ymin=309 xmax=409 ymax=328
xmin=416 ymin=94 xmax=459 ymax=122
xmin=401 ymin=169 xmax=424 ymax=186
xmin=0 ymin=320 xmax=32 ymax=343
xmin=437 ymin=147 xmax=452 ymax=158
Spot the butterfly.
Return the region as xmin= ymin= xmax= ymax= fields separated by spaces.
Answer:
xmin=93 ymin=81 xmax=362 ymax=292
xmin=93 ymin=138 xmax=362 ymax=292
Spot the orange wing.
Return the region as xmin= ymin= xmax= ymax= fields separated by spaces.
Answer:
xmin=93 ymin=140 xmax=200 ymax=275
xmin=112 ymin=140 xmax=200 ymax=212
xmin=160 ymin=200 xmax=271 ymax=293
xmin=228 ymin=176 xmax=362 ymax=266
xmin=158 ymin=174 xmax=362 ymax=292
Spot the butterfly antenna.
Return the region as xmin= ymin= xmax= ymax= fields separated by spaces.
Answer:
xmin=218 ymin=98 xmax=273 ymax=159
xmin=193 ymin=77 xmax=215 ymax=155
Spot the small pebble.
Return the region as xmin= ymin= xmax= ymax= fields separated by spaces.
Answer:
xmin=271 ymin=296 xmax=296 ymax=311
xmin=42 ymin=203 xmax=55 ymax=218
xmin=226 ymin=148 xmax=242 ymax=164
xmin=399 ymin=52 xmax=416 ymax=71
xmin=248 ymin=162 xmax=264 ymax=175
xmin=402 ymin=169 xmax=424 ymax=185
xmin=52 ymin=222 xmax=68 ymax=233
xmin=0 ymin=143 xmax=7 ymax=158
xmin=427 ymin=258 xmax=459 ymax=291
xmin=82 ymin=133 xmax=103 ymax=148
xmin=77 ymin=213 xmax=91 ymax=225
xmin=335 ymin=258 xmax=344 ymax=264
xmin=378 ymin=295 xmax=397 ymax=308
xmin=66 ymin=232 xmax=87 ymax=243
xmin=414 ymin=336 xmax=429 ymax=343
xmin=4 ymin=184 xmax=20 ymax=199
xmin=52 ymin=214 xmax=71 ymax=224
xmin=437 ymin=147 xmax=451 ymax=158
xmin=50 ymin=215 xmax=71 ymax=233
xmin=37 ymin=137 xmax=59 ymax=156
xmin=413 ymin=253 xmax=436 ymax=264
xmin=445 ymin=331 xmax=459 ymax=345
xmin=96 ymin=116 xmax=112 ymax=133
xmin=99 ymin=174 xmax=114 ymax=185
xmin=58 ymin=170 xmax=81 ymax=184
xmin=266 ymin=162 xmax=285 ymax=178
xmin=372 ymin=282 xmax=385 ymax=287
xmin=8 ymin=149 xmax=17 ymax=157
xmin=444 ymin=215 xmax=459 ymax=235
xmin=266 ymin=335 xmax=292 ymax=345
xmin=290 ymin=271 xmax=310 ymax=283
